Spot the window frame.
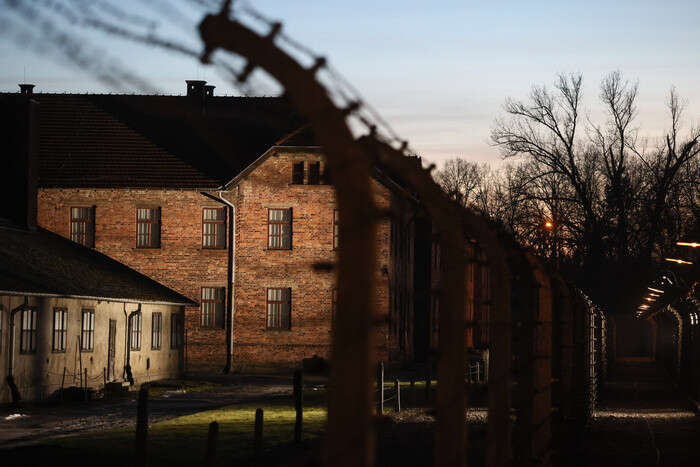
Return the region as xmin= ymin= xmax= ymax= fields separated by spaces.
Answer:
xmin=70 ymin=206 xmax=95 ymax=248
xmin=266 ymin=287 xmax=292 ymax=330
xmin=80 ymin=308 xmax=95 ymax=352
xmin=136 ymin=207 xmax=161 ymax=249
xmin=130 ymin=312 xmax=142 ymax=351
xmin=151 ymin=312 xmax=162 ymax=350
xmin=267 ymin=208 xmax=292 ymax=250
xmin=200 ymin=287 xmax=225 ymax=329
xmin=291 ymin=161 xmax=304 ymax=184
xmin=52 ymin=307 xmax=68 ymax=353
xmin=307 ymin=161 xmax=321 ymax=185
xmin=19 ymin=307 xmax=38 ymax=354
xmin=202 ymin=207 xmax=227 ymax=249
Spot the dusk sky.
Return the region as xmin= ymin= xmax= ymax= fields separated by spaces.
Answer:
xmin=1 ymin=0 xmax=699 ymax=166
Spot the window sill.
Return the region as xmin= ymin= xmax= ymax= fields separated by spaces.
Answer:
xmin=199 ymin=247 xmax=228 ymax=252
xmin=52 ymin=349 xmax=67 ymax=354
xmin=265 ymin=328 xmax=292 ymax=332
xmin=80 ymin=349 xmax=94 ymax=353
xmin=264 ymin=248 xmax=293 ymax=251
xmin=134 ymin=247 xmax=161 ymax=250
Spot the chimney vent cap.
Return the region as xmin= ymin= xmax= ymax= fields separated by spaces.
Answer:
xmin=19 ymin=84 xmax=35 ymax=95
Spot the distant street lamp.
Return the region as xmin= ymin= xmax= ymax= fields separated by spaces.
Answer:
xmin=544 ymin=221 xmax=554 ymax=229
xmin=676 ymin=242 xmax=699 ymax=248
xmin=665 ymin=258 xmax=694 ymax=265
xmin=647 ymin=287 xmax=664 ymax=294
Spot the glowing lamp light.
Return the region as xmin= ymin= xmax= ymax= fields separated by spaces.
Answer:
xmin=665 ymin=258 xmax=693 ymax=265
xmin=544 ymin=221 xmax=554 ymax=229
xmin=639 ymin=304 xmax=649 ymax=309
xmin=644 ymin=297 xmax=655 ymax=301
xmin=648 ymin=287 xmax=664 ymax=294
xmin=676 ymin=242 xmax=699 ymax=248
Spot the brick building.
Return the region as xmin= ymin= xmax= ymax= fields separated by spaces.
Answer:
xmin=0 ymin=91 xmax=193 ymax=402
xmin=5 ymin=81 xmax=431 ymax=372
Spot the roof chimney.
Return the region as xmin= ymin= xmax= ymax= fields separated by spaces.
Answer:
xmin=204 ymin=85 xmax=215 ymax=97
xmin=19 ymin=83 xmax=35 ymax=96
xmin=186 ymin=80 xmax=207 ymax=98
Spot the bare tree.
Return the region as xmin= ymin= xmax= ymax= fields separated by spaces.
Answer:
xmin=434 ymin=158 xmax=489 ymax=206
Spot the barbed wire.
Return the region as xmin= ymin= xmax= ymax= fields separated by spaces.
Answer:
xmin=2 ymin=0 xmax=422 ymax=155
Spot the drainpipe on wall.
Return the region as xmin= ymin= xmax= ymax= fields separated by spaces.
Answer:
xmin=201 ymin=190 xmax=236 ymax=374
xmin=6 ymin=297 xmax=28 ymax=403
xmin=124 ymin=304 xmax=141 ymax=386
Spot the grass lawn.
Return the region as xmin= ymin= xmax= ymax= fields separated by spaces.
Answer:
xmin=5 ymin=393 xmax=327 ymax=467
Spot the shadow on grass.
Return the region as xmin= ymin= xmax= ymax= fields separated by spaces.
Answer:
xmin=2 ymin=393 xmax=327 ymax=467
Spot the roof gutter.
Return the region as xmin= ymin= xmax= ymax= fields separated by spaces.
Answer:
xmin=0 ymin=290 xmax=194 ymax=307
xmin=200 ymin=190 xmax=236 ymax=374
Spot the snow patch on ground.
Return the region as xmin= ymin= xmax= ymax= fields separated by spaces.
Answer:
xmin=4 ymin=414 xmax=28 ymax=421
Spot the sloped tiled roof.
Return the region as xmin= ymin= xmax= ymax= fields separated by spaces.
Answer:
xmin=0 ymin=226 xmax=196 ymax=305
xmin=2 ymin=92 xmax=307 ymax=189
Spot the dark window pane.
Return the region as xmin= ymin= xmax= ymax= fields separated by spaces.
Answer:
xmin=81 ymin=309 xmax=95 ymax=352
xmin=136 ymin=207 xmax=161 ymax=248
xmin=203 ymin=208 xmax=226 ymax=248
xmin=308 ymin=162 xmax=320 ymax=185
xmin=201 ymin=287 xmax=225 ymax=328
xmin=70 ymin=206 xmax=95 ymax=247
xmin=267 ymin=288 xmax=291 ymax=330
xmin=292 ymin=162 xmax=304 ymax=184
xmin=268 ymin=209 xmax=292 ymax=250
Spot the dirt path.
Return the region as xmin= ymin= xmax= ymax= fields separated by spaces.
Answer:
xmin=0 ymin=374 xmax=325 ymax=449
xmin=561 ymin=362 xmax=700 ymax=467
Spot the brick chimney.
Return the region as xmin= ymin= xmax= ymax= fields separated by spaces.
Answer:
xmin=186 ymin=80 xmax=207 ymax=98
xmin=19 ymin=83 xmax=35 ymax=96
xmin=0 ymin=86 xmax=39 ymax=230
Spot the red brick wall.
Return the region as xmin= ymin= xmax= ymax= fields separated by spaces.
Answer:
xmin=229 ymin=149 xmax=391 ymax=369
xmin=37 ymin=150 xmax=397 ymax=371
xmin=37 ymin=188 xmax=229 ymax=372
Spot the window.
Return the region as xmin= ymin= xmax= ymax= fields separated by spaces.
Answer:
xmin=308 ymin=161 xmax=320 ymax=185
xmin=70 ymin=206 xmax=95 ymax=247
xmin=202 ymin=208 xmax=226 ymax=249
xmin=20 ymin=308 xmax=37 ymax=353
xmin=268 ymin=208 xmax=292 ymax=249
xmin=333 ymin=209 xmax=340 ymax=249
xmin=136 ymin=207 xmax=161 ymax=248
xmin=201 ymin=287 xmax=225 ymax=328
xmin=52 ymin=308 xmax=67 ymax=352
xmin=171 ymin=313 xmax=184 ymax=349
xmin=130 ymin=312 xmax=142 ymax=350
xmin=152 ymin=312 xmax=162 ymax=350
xmin=292 ymin=162 xmax=304 ymax=184
xmin=80 ymin=309 xmax=95 ymax=352
xmin=267 ymin=288 xmax=291 ymax=330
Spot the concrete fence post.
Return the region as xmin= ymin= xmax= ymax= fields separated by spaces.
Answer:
xmin=205 ymin=421 xmax=219 ymax=467
xmin=254 ymin=408 xmax=264 ymax=458
xmin=293 ymin=369 xmax=303 ymax=443
xmin=377 ymin=361 xmax=384 ymax=415
xmin=135 ymin=384 xmax=149 ymax=467
xmin=394 ymin=378 xmax=401 ymax=412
